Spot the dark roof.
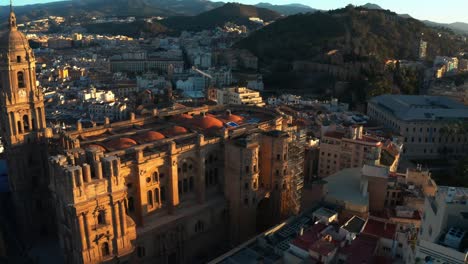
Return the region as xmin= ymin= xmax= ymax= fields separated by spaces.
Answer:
xmin=342 ymin=216 xmax=366 ymax=234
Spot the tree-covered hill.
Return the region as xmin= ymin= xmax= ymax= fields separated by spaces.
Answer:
xmin=236 ymin=6 xmax=463 ymax=64
xmin=161 ymin=3 xmax=282 ymax=32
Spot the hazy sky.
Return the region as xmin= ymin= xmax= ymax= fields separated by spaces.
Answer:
xmin=9 ymin=0 xmax=468 ymax=24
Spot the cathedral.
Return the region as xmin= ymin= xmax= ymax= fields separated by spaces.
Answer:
xmin=0 ymin=7 xmax=302 ymax=264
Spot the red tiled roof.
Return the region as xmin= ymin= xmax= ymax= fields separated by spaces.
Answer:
xmin=291 ymin=223 xmax=327 ymax=251
xmin=362 ymin=219 xmax=396 ymax=240
xmin=339 ymin=234 xmax=378 ymax=264
xmin=309 ymin=238 xmax=337 ymax=256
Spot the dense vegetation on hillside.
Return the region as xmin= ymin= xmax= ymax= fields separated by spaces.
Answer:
xmin=1 ymin=0 xmax=223 ymax=22
xmin=236 ymin=6 xmax=463 ymax=63
xmin=161 ymin=3 xmax=282 ymax=32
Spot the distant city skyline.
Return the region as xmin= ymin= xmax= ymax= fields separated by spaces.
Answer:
xmin=9 ymin=0 xmax=468 ymax=24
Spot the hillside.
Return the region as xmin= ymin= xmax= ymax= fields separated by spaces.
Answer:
xmin=255 ymin=3 xmax=317 ymax=15
xmin=161 ymin=3 xmax=282 ymax=32
xmin=236 ymin=6 xmax=462 ymax=64
xmin=0 ymin=0 xmax=224 ymax=22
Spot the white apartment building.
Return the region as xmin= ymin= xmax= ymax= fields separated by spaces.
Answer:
xmin=406 ymin=186 xmax=468 ymax=264
xmin=88 ymin=101 xmax=128 ymax=121
xmin=367 ymin=95 xmax=468 ymax=159
xmin=216 ymin=87 xmax=265 ymax=107
xmin=78 ymin=88 xmax=115 ymax=103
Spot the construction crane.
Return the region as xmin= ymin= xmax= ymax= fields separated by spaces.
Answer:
xmin=192 ymin=66 xmax=216 ymax=100
xmin=191 ymin=66 xmax=214 ymax=88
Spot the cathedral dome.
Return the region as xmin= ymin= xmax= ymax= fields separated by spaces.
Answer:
xmin=86 ymin=144 xmax=107 ymax=152
xmin=192 ymin=115 xmax=224 ymax=130
xmin=0 ymin=30 xmax=29 ymax=51
xmin=0 ymin=11 xmax=30 ymax=52
xmin=133 ymin=131 xmax=165 ymax=143
xmin=105 ymin=138 xmax=138 ymax=151
xmin=162 ymin=126 xmax=188 ymax=137
xmin=223 ymin=113 xmax=244 ymax=124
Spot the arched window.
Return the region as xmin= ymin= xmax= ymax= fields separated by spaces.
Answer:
xmin=182 ymin=163 xmax=187 ymax=173
xmin=17 ymin=121 xmax=22 ymax=133
xmin=147 ymin=190 xmax=153 ymax=207
xmin=97 ymin=210 xmax=105 ymax=225
xmin=23 ymin=115 xmax=29 ymax=131
xmin=17 ymin=71 xmax=25 ymax=88
xmin=101 ymin=242 xmax=110 ymax=256
xmin=189 ymin=177 xmax=194 ymax=191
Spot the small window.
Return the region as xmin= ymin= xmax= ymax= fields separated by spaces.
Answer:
xmin=97 ymin=210 xmax=106 ymax=225
xmin=147 ymin=190 xmax=153 ymax=207
xmin=101 ymin=242 xmax=110 ymax=256
xmin=17 ymin=71 xmax=25 ymax=88
xmin=16 ymin=56 xmax=21 ymax=63
xmin=277 ymin=154 xmax=280 ymax=161
xmin=189 ymin=177 xmax=194 ymax=191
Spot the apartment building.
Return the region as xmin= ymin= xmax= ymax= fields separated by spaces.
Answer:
xmin=318 ymin=125 xmax=401 ymax=177
xmin=216 ymin=87 xmax=265 ymax=107
xmin=367 ymin=95 xmax=468 ymax=159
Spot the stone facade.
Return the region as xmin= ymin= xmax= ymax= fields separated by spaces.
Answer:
xmin=0 ymin=10 xmax=54 ymax=241
xmin=0 ymin=10 xmax=304 ymax=264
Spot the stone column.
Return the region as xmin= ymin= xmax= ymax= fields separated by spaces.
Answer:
xmin=119 ymin=201 xmax=127 ymax=237
xmin=196 ymin=151 xmax=206 ymax=204
xmin=78 ymin=213 xmax=88 ymax=250
xmin=168 ymin=153 xmax=179 ymax=214
xmin=113 ymin=202 xmax=121 ymax=239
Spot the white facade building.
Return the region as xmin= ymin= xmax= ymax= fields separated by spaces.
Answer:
xmin=216 ymin=87 xmax=265 ymax=107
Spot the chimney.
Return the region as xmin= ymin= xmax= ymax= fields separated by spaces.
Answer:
xmin=226 ymin=109 xmax=232 ymax=116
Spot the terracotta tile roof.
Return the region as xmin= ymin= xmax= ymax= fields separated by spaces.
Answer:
xmin=291 ymin=223 xmax=327 ymax=251
xmin=339 ymin=234 xmax=378 ymax=264
xmin=362 ymin=219 xmax=396 ymax=240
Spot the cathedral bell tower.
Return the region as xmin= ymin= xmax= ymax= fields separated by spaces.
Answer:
xmin=0 ymin=5 xmax=52 ymax=240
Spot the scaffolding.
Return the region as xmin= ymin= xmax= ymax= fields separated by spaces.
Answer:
xmin=287 ymin=129 xmax=307 ymax=214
